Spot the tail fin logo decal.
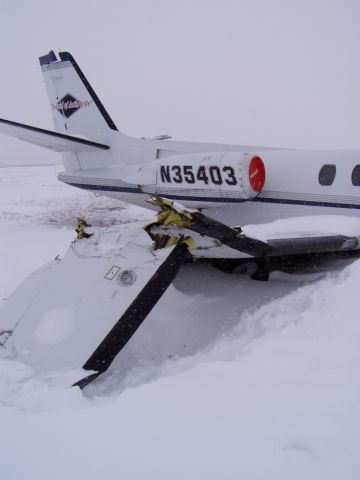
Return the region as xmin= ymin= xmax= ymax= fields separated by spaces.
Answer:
xmin=52 ymin=93 xmax=93 ymax=118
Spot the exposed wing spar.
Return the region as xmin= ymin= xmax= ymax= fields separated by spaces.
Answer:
xmin=147 ymin=197 xmax=359 ymax=258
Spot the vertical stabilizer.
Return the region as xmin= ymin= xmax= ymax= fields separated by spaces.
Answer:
xmin=39 ymin=50 xmax=118 ymax=144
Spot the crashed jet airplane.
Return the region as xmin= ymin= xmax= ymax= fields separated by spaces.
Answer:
xmin=1 ymin=50 xmax=360 ymax=388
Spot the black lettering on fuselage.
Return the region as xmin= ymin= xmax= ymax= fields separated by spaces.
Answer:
xmin=159 ymin=164 xmax=239 ymax=186
xmin=160 ymin=165 xmax=171 ymax=183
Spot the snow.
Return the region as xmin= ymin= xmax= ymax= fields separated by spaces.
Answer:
xmin=1 ymin=165 xmax=360 ymax=479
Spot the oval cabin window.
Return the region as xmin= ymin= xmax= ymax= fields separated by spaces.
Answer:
xmin=318 ymin=164 xmax=336 ymax=186
xmin=351 ymin=165 xmax=360 ymax=186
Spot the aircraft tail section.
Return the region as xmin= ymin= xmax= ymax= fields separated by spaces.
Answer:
xmin=39 ymin=50 xmax=118 ymax=144
xmin=38 ymin=50 xmax=124 ymax=171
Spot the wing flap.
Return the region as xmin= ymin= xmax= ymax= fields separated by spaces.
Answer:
xmin=267 ymin=235 xmax=358 ymax=256
xmin=0 ymin=118 xmax=109 ymax=152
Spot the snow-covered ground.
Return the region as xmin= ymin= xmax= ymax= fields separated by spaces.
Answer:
xmin=1 ymin=164 xmax=360 ymax=480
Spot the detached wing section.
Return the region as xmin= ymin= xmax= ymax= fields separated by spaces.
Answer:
xmin=0 ymin=225 xmax=189 ymax=389
xmin=0 ymin=118 xmax=109 ymax=152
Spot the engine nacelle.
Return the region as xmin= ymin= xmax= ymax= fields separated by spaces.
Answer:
xmin=137 ymin=152 xmax=265 ymax=206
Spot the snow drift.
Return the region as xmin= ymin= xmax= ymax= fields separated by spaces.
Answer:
xmin=0 ymin=165 xmax=359 ymax=479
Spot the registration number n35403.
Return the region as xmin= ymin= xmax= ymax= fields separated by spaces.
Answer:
xmin=159 ymin=164 xmax=238 ymax=186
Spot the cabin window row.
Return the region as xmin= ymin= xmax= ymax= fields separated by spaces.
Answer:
xmin=318 ymin=164 xmax=360 ymax=186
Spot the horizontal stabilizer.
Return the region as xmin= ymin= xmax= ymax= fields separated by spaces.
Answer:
xmin=0 ymin=118 xmax=110 ymax=152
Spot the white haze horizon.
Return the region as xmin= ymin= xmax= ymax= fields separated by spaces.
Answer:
xmin=0 ymin=0 xmax=360 ymax=166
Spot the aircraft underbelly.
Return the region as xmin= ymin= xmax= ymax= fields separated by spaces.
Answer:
xmin=204 ymin=201 xmax=360 ymax=227
xmin=97 ymin=189 xmax=360 ymax=227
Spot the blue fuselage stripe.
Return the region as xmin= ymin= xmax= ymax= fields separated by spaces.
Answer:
xmin=70 ymin=183 xmax=141 ymax=194
xmin=65 ymin=182 xmax=360 ymax=209
xmin=252 ymin=196 xmax=360 ymax=209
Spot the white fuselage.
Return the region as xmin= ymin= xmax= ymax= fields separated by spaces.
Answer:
xmin=58 ymin=130 xmax=360 ymax=227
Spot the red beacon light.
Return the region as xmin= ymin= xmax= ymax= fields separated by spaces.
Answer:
xmin=248 ymin=156 xmax=265 ymax=193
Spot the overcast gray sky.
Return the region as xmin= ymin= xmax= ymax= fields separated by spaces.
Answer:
xmin=1 ymin=0 xmax=359 ymax=164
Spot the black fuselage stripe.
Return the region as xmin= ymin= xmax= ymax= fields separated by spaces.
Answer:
xmin=64 ymin=182 xmax=360 ymax=209
xmin=252 ymin=196 xmax=360 ymax=209
xmin=68 ymin=182 xmax=141 ymax=194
